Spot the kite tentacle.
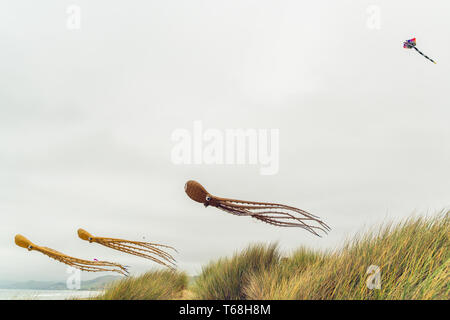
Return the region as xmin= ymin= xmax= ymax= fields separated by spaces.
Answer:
xmin=109 ymin=243 xmax=176 ymax=270
xmin=94 ymin=237 xmax=177 ymax=252
xmin=97 ymin=240 xmax=177 ymax=265
xmin=221 ymin=200 xmax=324 ymax=221
xmin=37 ymin=247 xmax=129 ymax=275
xmin=77 ymin=229 xmax=177 ymax=269
xmin=217 ymin=203 xmax=253 ymax=216
xmin=113 ymin=241 xmax=177 ymax=262
xmin=252 ymin=215 xmax=321 ymax=236
xmin=218 ymin=199 xmax=330 ymax=234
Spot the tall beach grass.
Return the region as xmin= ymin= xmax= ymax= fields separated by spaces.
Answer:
xmin=90 ymin=212 xmax=448 ymax=300
xmin=92 ymin=269 xmax=188 ymax=300
xmin=244 ymin=213 xmax=449 ymax=299
xmin=191 ymin=243 xmax=281 ymax=299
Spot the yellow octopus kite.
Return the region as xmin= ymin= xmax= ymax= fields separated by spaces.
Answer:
xmin=77 ymin=229 xmax=177 ymax=270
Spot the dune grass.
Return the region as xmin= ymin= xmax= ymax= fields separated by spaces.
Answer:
xmin=191 ymin=243 xmax=281 ymax=299
xmin=243 ymin=213 xmax=449 ymax=299
xmin=90 ymin=212 xmax=448 ymax=300
xmin=92 ymin=269 xmax=188 ymax=300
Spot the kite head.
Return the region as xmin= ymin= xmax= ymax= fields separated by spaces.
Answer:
xmin=15 ymin=235 xmax=36 ymax=251
xmin=184 ymin=180 xmax=217 ymax=207
xmin=403 ymin=38 xmax=416 ymax=49
xmin=78 ymin=228 xmax=95 ymax=242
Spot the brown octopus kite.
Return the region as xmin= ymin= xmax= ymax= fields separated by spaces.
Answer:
xmin=184 ymin=180 xmax=330 ymax=236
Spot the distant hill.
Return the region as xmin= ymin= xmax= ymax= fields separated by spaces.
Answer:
xmin=0 ymin=275 xmax=121 ymax=290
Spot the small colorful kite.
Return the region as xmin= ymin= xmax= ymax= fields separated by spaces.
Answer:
xmin=184 ymin=180 xmax=330 ymax=237
xmin=77 ymin=229 xmax=177 ymax=270
xmin=15 ymin=234 xmax=129 ymax=276
xmin=403 ymin=38 xmax=436 ymax=64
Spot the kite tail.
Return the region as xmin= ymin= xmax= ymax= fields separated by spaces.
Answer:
xmin=413 ymin=47 xmax=437 ymax=64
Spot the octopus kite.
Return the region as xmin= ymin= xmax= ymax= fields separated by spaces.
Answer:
xmin=14 ymin=234 xmax=129 ymax=276
xmin=184 ymin=180 xmax=330 ymax=236
xmin=77 ymin=229 xmax=177 ymax=270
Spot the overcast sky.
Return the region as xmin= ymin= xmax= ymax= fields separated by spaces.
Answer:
xmin=1 ymin=1 xmax=449 ymax=282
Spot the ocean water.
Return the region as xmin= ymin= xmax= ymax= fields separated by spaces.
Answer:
xmin=0 ymin=289 xmax=103 ymax=300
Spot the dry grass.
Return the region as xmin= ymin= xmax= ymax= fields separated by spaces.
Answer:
xmin=243 ymin=212 xmax=449 ymax=299
xmin=90 ymin=212 xmax=449 ymax=300
xmin=92 ymin=269 xmax=188 ymax=300
xmin=191 ymin=243 xmax=281 ymax=299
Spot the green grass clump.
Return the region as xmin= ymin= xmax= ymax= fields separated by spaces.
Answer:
xmin=243 ymin=247 xmax=329 ymax=299
xmin=92 ymin=269 xmax=188 ymax=300
xmin=243 ymin=213 xmax=449 ymax=300
xmin=191 ymin=243 xmax=281 ymax=299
